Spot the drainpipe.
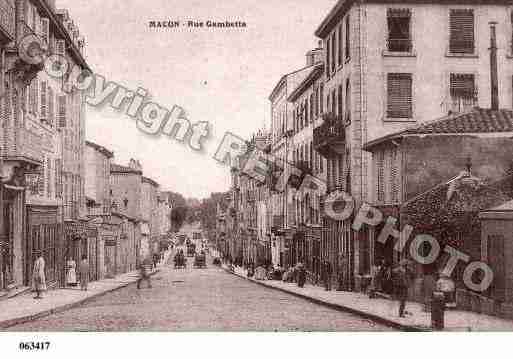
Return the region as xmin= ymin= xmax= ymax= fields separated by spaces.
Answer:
xmin=489 ymin=21 xmax=499 ymax=111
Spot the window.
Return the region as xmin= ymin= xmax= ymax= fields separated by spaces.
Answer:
xmin=331 ymin=33 xmax=336 ymax=73
xmin=345 ymin=15 xmax=350 ymax=60
xmin=449 ymin=9 xmax=475 ymax=54
xmin=40 ymin=81 xmax=47 ymax=121
xmin=338 ymin=25 xmax=343 ymax=66
xmin=331 ymin=90 xmax=336 ymax=114
xmin=376 ymin=151 xmax=385 ymax=202
xmin=57 ymin=95 xmax=66 ymax=128
xmin=387 ymin=8 xmax=412 ymax=52
xmin=310 ymin=93 xmax=314 ymax=123
xmin=345 ymin=78 xmax=351 ymax=124
xmin=326 ymin=93 xmax=331 ymax=115
xmin=450 ymin=73 xmax=476 ymax=113
xmin=387 ymin=73 xmax=412 ymax=119
xmin=390 ymin=148 xmax=400 ymax=203
xmin=319 ymin=84 xmax=324 ymax=114
xmin=305 ymin=98 xmax=309 ymax=125
xmin=47 ymin=86 xmax=54 ymax=126
xmin=326 ymin=37 xmax=331 ymax=79
xmin=337 ymin=84 xmax=343 ymax=117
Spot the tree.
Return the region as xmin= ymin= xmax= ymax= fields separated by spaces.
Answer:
xmin=170 ymin=206 xmax=188 ymax=232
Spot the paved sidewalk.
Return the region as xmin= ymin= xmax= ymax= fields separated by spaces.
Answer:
xmin=0 ymin=250 xmax=173 ymax=329
xmin=225 ymin=265 xmax=513 ymax=331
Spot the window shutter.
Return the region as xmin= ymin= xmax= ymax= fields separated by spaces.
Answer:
xmin=345 ymin=15 xmax=350 ymax=59
xmin=377 ymin=151 xmax=385 ymax=202
xmin=338 ymin=25 xmax=343 ymax=66
xmin=326 ymin=36 xmax=331 ymax=79
xmin=390 ymin=147 xmax=400 ymax=203
xmin=331 ymin=34 xmax=336 ymax=73
xmin=41 ymin=18 xmax=50 ymax=45
xmin=449 ymin=9 xmax=474 ymax=54
xmin=47 ymin=158 xmax=52 ymax=198
xmin=56 ymin=40 xmax=65 ymax=56
xmin=310 ymin=93 xmax=314 ymax=123
xmin=40 ymin=80 xmax=47 ymax=121
xmin=57 ymin=95 xmax=66 ymax=128
xmin=450 ymin=73 xmax=475 ymax=98
xmin=38 ymin=157 xmax=45 ymax=196
xmin=387 ymin=73 xmax=412 ymax=118
xmin=345 ymin=79 xmax=351 ymax=124
xmin=47 ymin=86 xmax=54 ymax=126
xmin=320 ymin=84 xmax=324 ymax=114
xmin=337 ymin=84 xmax=343 ymax=118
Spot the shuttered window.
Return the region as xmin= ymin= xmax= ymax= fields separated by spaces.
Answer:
xmin=57 ymin=95 xmax=66 ymax=128
xmin=331 ymin=33 xmax=336 ymax=73
xmin=40 ymin=81 xmax=47 ymax=121
xmin=38 ymin=157 xmax=45 ymax=196
xmin=310 ymin=93 xmax=314 ymax=123
xmin=337 ymin=84 xmax=343 ymax=117
xmin=41 ymin=18 xmax=50 ymax=45
xmin=319 ymin=84 xmax=324 ymax=114
xmin=305 ymin=98 xmax=309 ymax=125
xmin=387 ymin=8 xmax=412 ymax=52
xmin=390 ymin=148 xmax=400 ymax=203
xmin=376 ymin=151 xmax=385 ymax=202
xmin=449 ymin=9 xmax=474 ymax=54
xmin=331 ymin=90 xmax=336 ymax=114
xmin=326 ymin=37 xmax=331 ymax=80
xmin=345 ymin=78 xmax=351 ymax=124
xmin=338 ymin=25 xmax=343 ymax=66
xmin=387 ymin=73 xmax=412 ymax=119
xmin=345 ymin=15 xmax=350 ymax=60
xmin=47 ymin=159 xmax=52 ymax=198
xmin=450 ymin=73 xmax=475 ymax=99
xmin=47 ymin=86 xmax=54 ymax=126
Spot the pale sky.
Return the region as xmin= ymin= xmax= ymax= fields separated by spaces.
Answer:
xmin=57 ymin=0 xmax=335 ymax=199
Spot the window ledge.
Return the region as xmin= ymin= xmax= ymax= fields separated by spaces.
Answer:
xmin=383 ymin=117 xmax=416 ymax=123
xmin=445 ymin=52 xmax=478 ymax=59
xmin=382 ymin=50 xmax=416 ymax=58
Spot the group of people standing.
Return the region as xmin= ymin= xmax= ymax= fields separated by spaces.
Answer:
xmin=31 ymin=252 xmax=90 ymax=300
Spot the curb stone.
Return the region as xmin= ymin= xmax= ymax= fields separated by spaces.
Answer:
xmin=222 ymin=266 xmax=427 ymax=332
xmin=0 ymin=269 xmax=161 ymax=330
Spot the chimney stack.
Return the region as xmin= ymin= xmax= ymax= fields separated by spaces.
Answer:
xmin=489 ymin=21 xmax=499 ymax=111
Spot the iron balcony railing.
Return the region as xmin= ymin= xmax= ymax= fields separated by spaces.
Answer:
xmin=387 ymin=38 xmax=412 ymax=52
xmin=313 ymin=113 xmax=346 ymax=158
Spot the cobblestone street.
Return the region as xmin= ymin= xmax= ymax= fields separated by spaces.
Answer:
xmin=9 ymin=255 xmax=392 ymax=331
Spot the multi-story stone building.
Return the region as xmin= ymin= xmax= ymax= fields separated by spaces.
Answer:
xmin=141 ymin=175 xmax=159 ymax=256
xmin=287 ymin=47 xmax=327 ymax=284
xmin=0 ymin=0 xmax=88 ymax=293
xmin=268 ymin=65 xmax=314 ymax=268
xmin=313 ymin=0 xmax=513 ymax=290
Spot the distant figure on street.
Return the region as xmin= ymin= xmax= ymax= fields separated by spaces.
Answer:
xmin=296 ymin=263 xmax=306 ymax=288
xmin=153 ymin=252 xmax=160 ymax=269
xmin=32 ymin=251 xmax=46 ymax=299
xmin=254 ymin=265 xmax=266 ymax=280
xmin=137 ymin=257 xmax=153 ymax=289
xmin=66 ymin=256 xmax=77 ymax=287
xmin=324 ymin=261 xmax=332 ymax=291
xmin=79 ymin=255 xmax=90 ymax=291
xmin=392 ymin=260 xmax=413 ymax=317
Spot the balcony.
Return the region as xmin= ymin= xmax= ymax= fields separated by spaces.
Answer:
xmin=313 ymin=114 xmax=346 ymax=158
xmin=443 ymin=96 xmax=478 ymax=115
xmin=0 ymin=0 xmax=14 ymax=43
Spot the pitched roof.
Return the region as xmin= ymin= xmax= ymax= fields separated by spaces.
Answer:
xmin=364 ymin=108 xmax=513 ymax=151
xmin=86 ymin=140 xmax=114 ymax=158
xmin=110 ymin=163 xmax=142 ymax=175
xmin=287 ymin=63 xmax=324 ymax=103
xmin=142 ymin=176 xmax=159 ymax=187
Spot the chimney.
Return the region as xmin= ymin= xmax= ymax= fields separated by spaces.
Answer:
xmin=489 ymin=21 xmax=499 ymax=110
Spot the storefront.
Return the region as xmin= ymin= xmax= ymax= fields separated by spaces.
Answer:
xmin=25 ymin=206 xmax=61 ymax=288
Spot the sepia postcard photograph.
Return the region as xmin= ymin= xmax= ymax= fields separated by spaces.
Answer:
xmin=0 ymin=0 xmax=513 ymax=357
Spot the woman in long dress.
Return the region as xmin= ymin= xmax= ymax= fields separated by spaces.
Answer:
xmin=79 ymin=255 xmax=89 ymax=291
xmin=32 ymin=252 xmax=46 ymax=299
xmin=66 ymin=257 xmax=77 ymax=287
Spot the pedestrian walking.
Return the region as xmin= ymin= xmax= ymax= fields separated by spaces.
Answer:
xmin=137 ymin=257 xmax=152 ymax=289
xmin=296 ymin=263 xmax=306 ymax=288
xmin=152 ymin=252 xmax=160 ymax=269
xmin=369 ymin=259 xmax=384 ymax=298
xmin=393 ymin=260 xmax=413 ymax=317
xmin=79 ymin=255 xmax=90 ymax=291
xmin=324 ymin=260 xmax=332 ymax=291
xmin=32 ymin=251 xmax=46 ymax=299
xmin=66 ymin=256 xmax=77 ymax=287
